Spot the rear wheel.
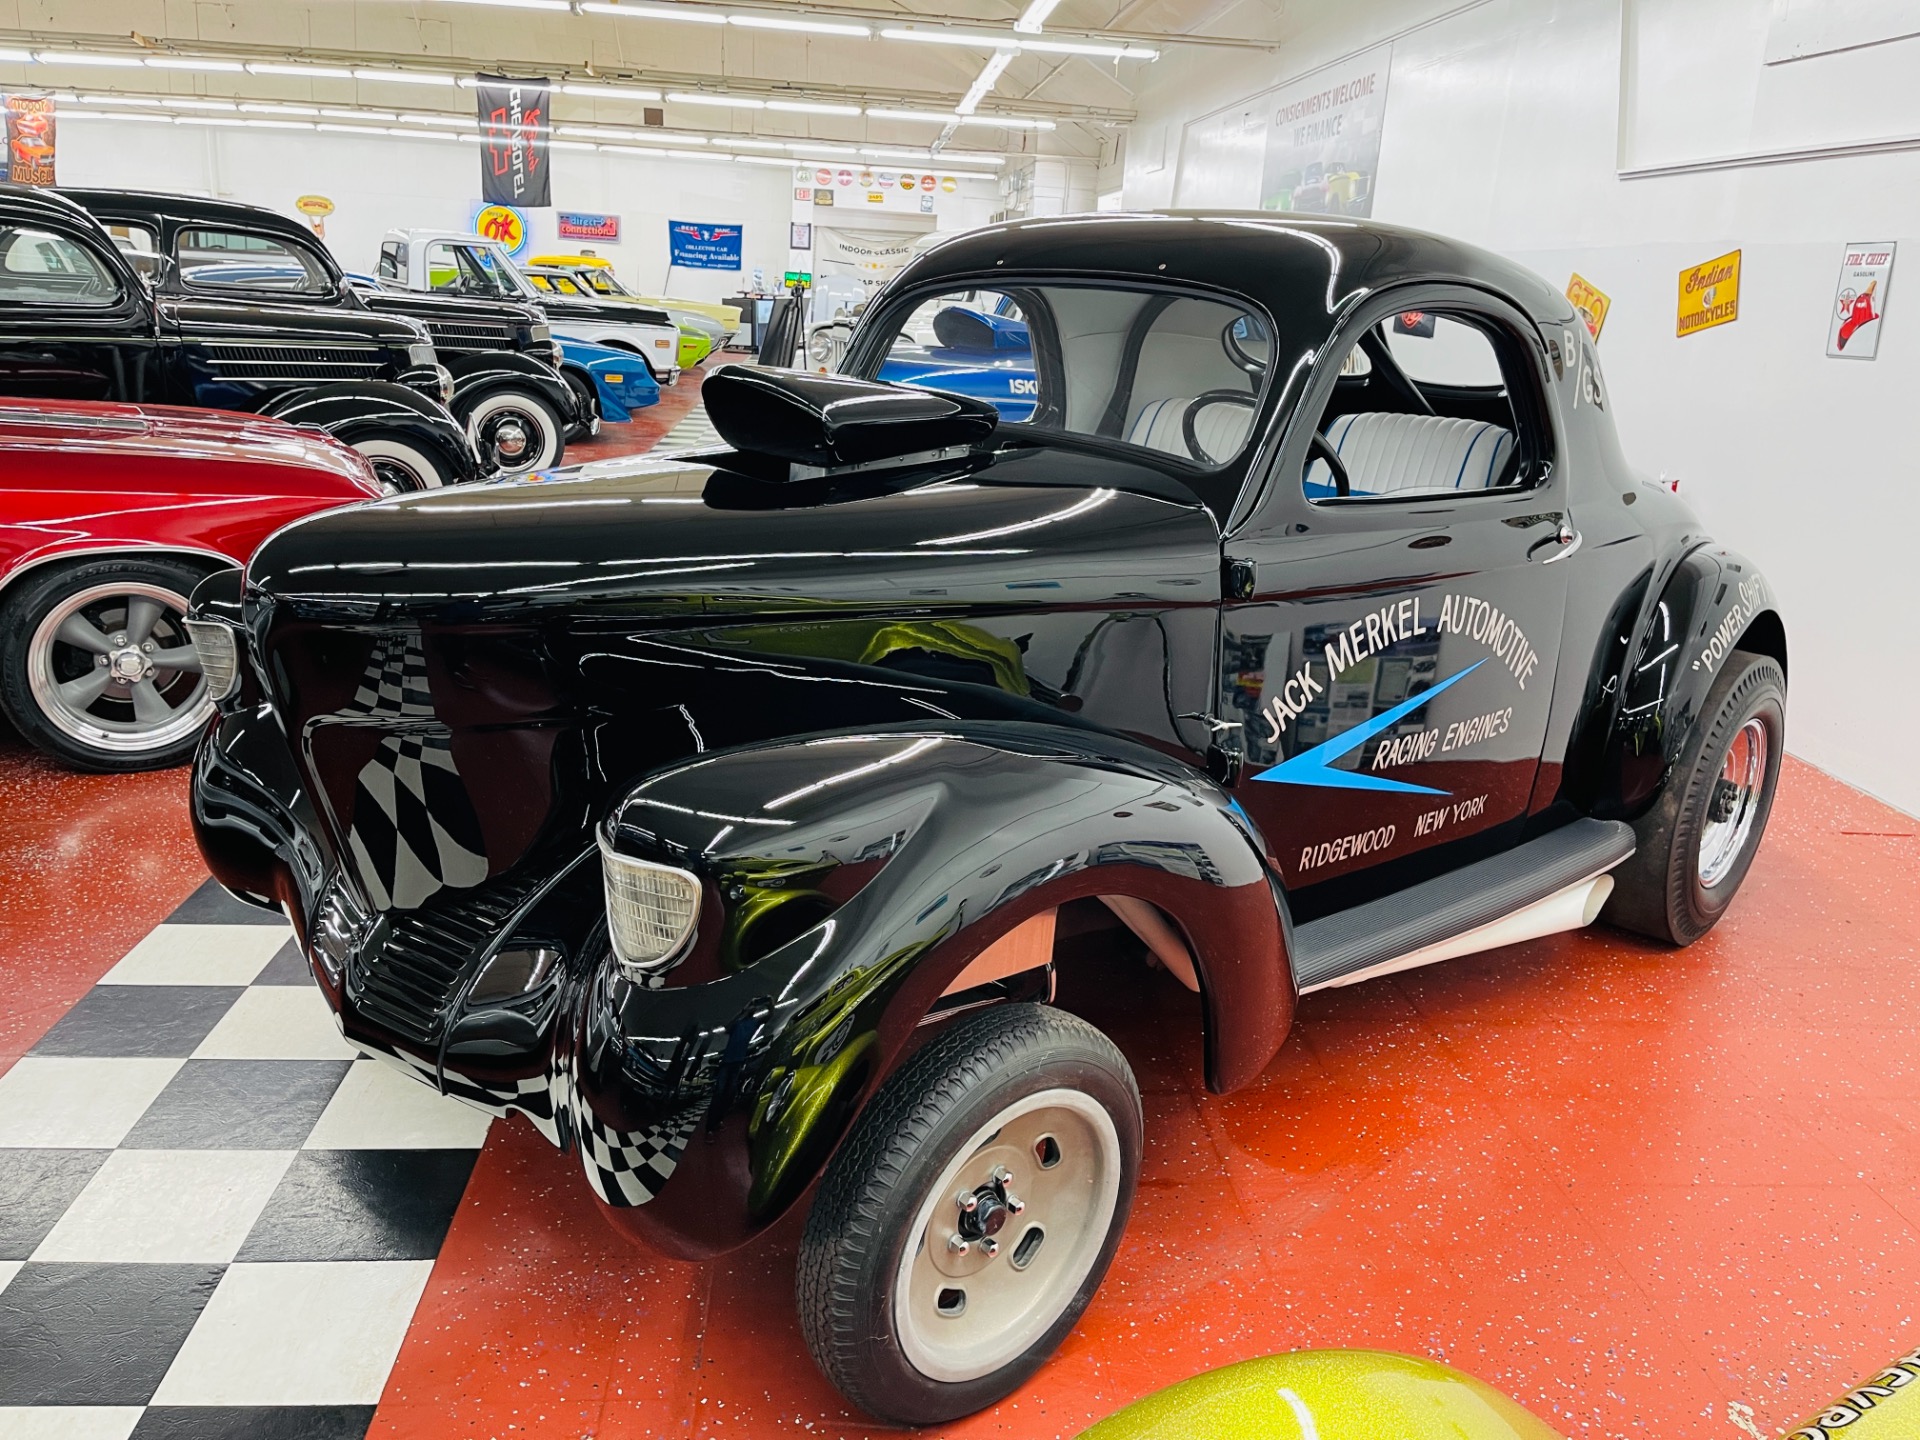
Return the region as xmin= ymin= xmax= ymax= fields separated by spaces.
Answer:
xmin=797 ymin=1003 xmax=1140 ymax=1426
xmin=458 ymin=388 xmax=563 ymax=475
xmin=1604 ymin=649 xmax=1785 ymax=945
xmin=349 ymin=434 xmax=452 ymax=492
xmin=0 ymin=558 xmax=213 ymax=771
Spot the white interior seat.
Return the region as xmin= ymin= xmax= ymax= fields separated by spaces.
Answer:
xmin=1126 ymin=396 xmax=1255 ymax=464
xmin=1308 ymin=412 xmax=1515 ymax=496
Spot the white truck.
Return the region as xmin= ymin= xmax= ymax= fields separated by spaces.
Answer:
xmin=376 ymin=229 xmax=681 ymax=385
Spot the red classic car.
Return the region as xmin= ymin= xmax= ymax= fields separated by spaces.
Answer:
xmin=0 ymin=398 xmax=382 ymax=770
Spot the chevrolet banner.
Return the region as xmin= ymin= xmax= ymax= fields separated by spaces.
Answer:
xmin=475 ymin=75 xmax=551 ymax=208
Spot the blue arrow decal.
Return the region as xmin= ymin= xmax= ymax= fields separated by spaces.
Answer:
xmin=1252 ymin=660 xmax=1485 ymax=794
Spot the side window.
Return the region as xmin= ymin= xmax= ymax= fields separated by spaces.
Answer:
xmin=0 ymin=224 xmax=123 ymax=307
xmin=871 ymin=288 xmax=1042 ymax=423
xmin=175 ymin=228 xmax=332 ymax=296
xmin=377 ymin=241 xmax=406 ymax=282
xmin=1304 ymin=306 xmax=1541 ymax=503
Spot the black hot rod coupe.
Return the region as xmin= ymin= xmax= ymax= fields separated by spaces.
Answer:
xmin=186 ymin=213 xmax=1786 ymax=1424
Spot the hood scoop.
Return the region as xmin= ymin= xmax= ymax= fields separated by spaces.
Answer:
xmin=701 ymin=364 xmax=998 ymax=474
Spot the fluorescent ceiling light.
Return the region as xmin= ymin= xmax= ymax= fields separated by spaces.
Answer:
xmin=247 ymin=62 xmax=357 ymax=78
xmin=579 ymin=2 xmax=725 ymax=22
xmin=668 ymin=91 xmax=761 ymax=109
xmin=59 ymin=110 xmax=175 ymax=124
xmin=865 ymin=106 xmax=1055 ymax=130
xmin=244 ymin=119 xmax=316 ymax=129
xmin=727 ymin=15 xmax=869 ymax=36
xmin=78 ymin=93 xmax=165 ymax=106
xmin=35 ymin=51 xmax=146 ymax=67
xmin=165 ymin=98 xmax=240 ymax=110
xmin=174 ymin=115 xmax=246 ymax=126
xmin=442 ymin=0 xmax=570 ymax=9
xmin=240 ymin=102 xmax=322 ymax=115
xmin=393 ymin=127 xmax=460 ymax=139
xmin=396 ymin=112 xmax=476 ymax=126
xmin=879 ymin=28 xmax=1156 ymax=59
xmin=559 ymin=82 xmax=664 ymax=101
xmin=725 ymin=139 xmax=787 ymax=150
xmin=548 ymin=139 xmax=599 ymax=151
xmin=318 ymin=122 xmax=392 ymax=135
xmin=767 ymin=99 xmax=862 ymax=115
xmin=1015 ymin=0 xmax=1062 ymax=32
xmin=0 ymin=48 xmax=36 ymax=63
xmin=353 ymin=68 xmax=456 ymax=85
xmin=322 ymin=107 xmax=398 ymax=120
xmin=145 ymin=56 xmax=245 ymax=72
xmin=786 ymin=142 xmax=858 ymax=155
xmin=958 ymin=49 xmax=1014 ymax=115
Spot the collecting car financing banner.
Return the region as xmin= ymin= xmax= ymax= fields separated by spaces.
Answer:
xmin=668 ymin=221 xmax=743 ymax=270
xmin=475 ymin=74 xmax=551 ymax=208
xmin=1259 ymin=44 xmax=1392 ymax=218
xmin=4 ymin=94 xmax=56 ymax=187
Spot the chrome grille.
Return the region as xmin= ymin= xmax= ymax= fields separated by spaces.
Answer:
xmin=201 ymin=343 xmax=386 ymax=381
xmin=425 ymin=320 xmax=515 ymax=353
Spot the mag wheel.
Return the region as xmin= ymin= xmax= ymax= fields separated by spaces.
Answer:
xmin=1604 ymin=649 xmax=1785 ymax=945
xmin=0 ymin=559 xmax=212 ymax=772
xmin=797 ymin=1003 xmax=1140 ymax=1426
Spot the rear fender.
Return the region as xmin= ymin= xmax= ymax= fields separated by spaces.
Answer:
xmin=260 ymin=381 xmax=481 ymax=485
xmin=575 ymin=721 xmax=1292 ymax=1258
xmin=1590 ymin=544 xmax=1784 ymax=819
xmin=443 ymin=351 xmax=580 ymax=426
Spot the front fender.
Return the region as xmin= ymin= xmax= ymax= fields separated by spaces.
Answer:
xmin=260 ymin=381 xmax=481 ymax=485
xmin=443 ymin=351 xmax=581 ymax=426
xmin=1591 ymin=543 xmax=1784 ymax=819
xmin=571 ymin=721 xmax=1293 ymax=1258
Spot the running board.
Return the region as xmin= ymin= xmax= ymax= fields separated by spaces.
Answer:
xmin=1292 ymin=818 xmax=1635 ymax=993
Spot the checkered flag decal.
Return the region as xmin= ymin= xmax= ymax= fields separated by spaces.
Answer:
xmin=575 ymin=1100 xmax=703 ymax=1207
xmin=342 ymin=635 xmax=489 ymax=912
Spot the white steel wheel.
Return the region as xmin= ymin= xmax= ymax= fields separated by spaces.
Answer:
xmin=893 ymin=1087 xmax=1122 ymax=1383
xmin=797 ymin=1002 xmax=1140 ymax=1426
xmin=350 ymin=436 xmax=446 ymax=492
xmin=462 ymin=389 xmax=562 ymax=475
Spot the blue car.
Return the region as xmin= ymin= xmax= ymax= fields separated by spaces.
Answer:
xmin=876 ymin=305 xmax=1039 ymax=422
xmin=556 ymin=334 xmax=660 ymax=425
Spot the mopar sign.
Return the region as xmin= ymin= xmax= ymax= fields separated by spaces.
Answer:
xmin=668 ymin=220 xmax=743 ymax=270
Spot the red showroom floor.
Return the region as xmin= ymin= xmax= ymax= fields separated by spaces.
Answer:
xmin=2 ymin=392 xmax=1915 ymax=1437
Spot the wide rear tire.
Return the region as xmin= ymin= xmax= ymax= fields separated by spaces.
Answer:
xmin=797 ymin=1003 xmax=1140 ymax=1426
xmin=1603 ymin=649 xmax=1785 ymax=945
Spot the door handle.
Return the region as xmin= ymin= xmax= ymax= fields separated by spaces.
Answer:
xmin=1530 ymin=517 xmax=1580 ymax=563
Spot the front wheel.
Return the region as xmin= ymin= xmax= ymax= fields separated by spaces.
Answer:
xmin=457 ymin=389 xmax=564 ymax=476
xmin=1604 ymin=649 xmax=1785 ymax=945
xmin=349 ymin=433 xmax=454 ymax=492
xmin=797 ymin=1003 xmax=1140 ymax=1426
xmin=0 ymin=557 xmax=213 ymax=771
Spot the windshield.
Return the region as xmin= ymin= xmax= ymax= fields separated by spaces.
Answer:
xmin=854 ymin=283 xmax=1272 ymax=471
xmin=424 ymin=240 xmax=540 ymax=299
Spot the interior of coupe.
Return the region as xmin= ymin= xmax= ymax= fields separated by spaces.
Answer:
xmin=1302 ymin=309 xmax=1535 ymax=502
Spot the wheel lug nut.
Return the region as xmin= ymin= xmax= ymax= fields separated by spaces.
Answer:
xmin=992 ymin=1166 xmax=1012 ymax=1186
xmin=946 ymin=1233 xmax=969 ymax=1254
xmin=957 ymin=1192 xmax=978 ymax=1213
xmin=1004 ymin=1193 xmax=1025 ymax=1215
xmin=981 ymin=1238 xmax=999 ymax=1259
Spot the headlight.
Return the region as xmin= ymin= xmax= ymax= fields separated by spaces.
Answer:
xmin=406 ymin=341 xmax=438 ymax=369
xmin=599 ymin=836 xmax=701 ymax=977
xmin=183 ymin=619 xmax=241 ymax=702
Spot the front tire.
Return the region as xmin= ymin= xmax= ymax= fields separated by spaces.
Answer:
xmin=457 ymin=388 xmax=564 ymax=476
xmin=349 ymin=434 xmax=452 ymax=492
xmin=0 ymin=558 xmax=213 ymax=772
xmin=1604 ymin=649 xmax=1785 ymax=945
xmin=797 ymin=1003 xmax=1141 ymax=1426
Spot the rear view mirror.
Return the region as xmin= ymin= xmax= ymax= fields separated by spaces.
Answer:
xmin=931 ymin=306 xmax=1031 ymax=355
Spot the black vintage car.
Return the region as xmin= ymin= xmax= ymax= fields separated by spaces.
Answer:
xmin=0 ymin=183 xmax=478 ymax=491
xmin=62 ymin=190 xmax=582 ymax=476
xmin=187 ymin=213 xmax=1787 ymax=1425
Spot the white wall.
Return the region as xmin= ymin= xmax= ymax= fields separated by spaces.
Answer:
xmin=1126 ymin=0 xmax=1920 ymax=816
xmin=48 ymin=118 xmax=994 ymax=303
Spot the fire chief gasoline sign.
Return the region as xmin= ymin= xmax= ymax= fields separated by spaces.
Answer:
xmin=476 ymin=74 xmax=551 ymax=208
xmin=1677 ymin=249 xmax=1740 ymax=338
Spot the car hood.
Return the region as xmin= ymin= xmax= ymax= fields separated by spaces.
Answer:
xmin=0 ymin=399 xmax=380 ymax=492
xmin=244 ymin=443 xmax=1219 ymax=620
xmin=159 ymin=296 xmax=424 ymax=346
xmin=533 ymin=293 xmax=674 ymax=328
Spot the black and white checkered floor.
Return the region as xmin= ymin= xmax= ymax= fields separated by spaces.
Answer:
xmin=0 ymin=882 xmax=489 ymax=1439
xmin=652 ymin=404 xmax=721 ymax=453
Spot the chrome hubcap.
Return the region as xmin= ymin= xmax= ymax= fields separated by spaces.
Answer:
xmin=894 ymin=1089 xmax=1120 ymax=1383
xmin=1698 ymin=716 xmax=1768 ymax=888
xmin=492 ymin=419 xmax=529 ymax=461
xmin=28 ymin=582 xmax=210 ymax=754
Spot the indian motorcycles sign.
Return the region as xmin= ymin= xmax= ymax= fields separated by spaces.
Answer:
xmin=475 ymin=74 xmax=551 ymax=208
